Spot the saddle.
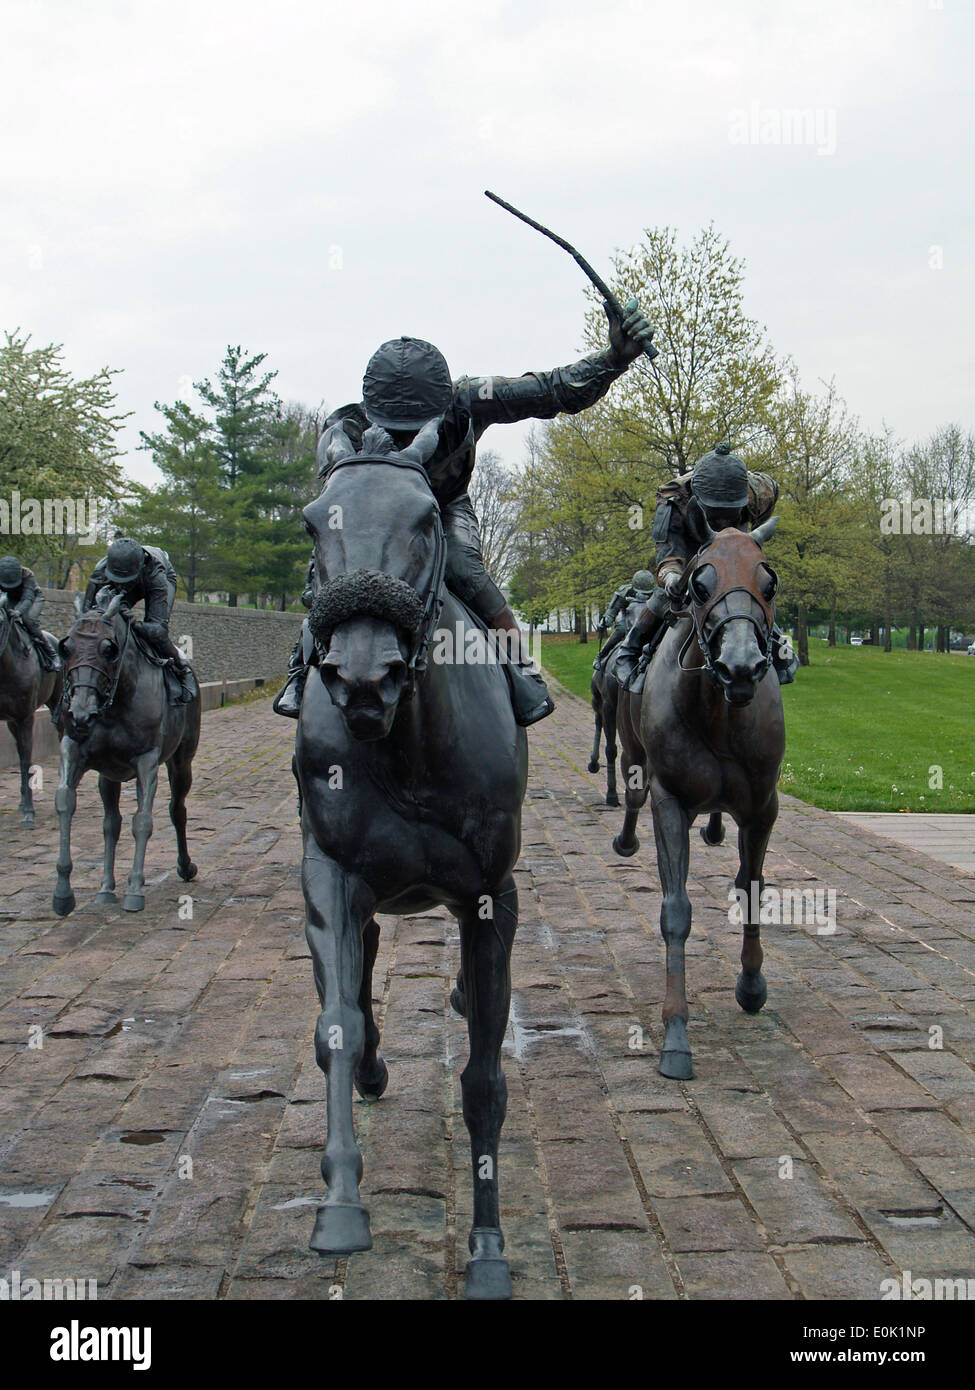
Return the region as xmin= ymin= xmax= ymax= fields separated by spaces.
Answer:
xmin=128 ymin=625 xmax=190 ymax=704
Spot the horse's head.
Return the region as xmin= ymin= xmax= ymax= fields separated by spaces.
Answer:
xmin=303 ymin=420 xmax=445 ymax=740
xmin=679 ymin=517 xmax=779 ymax=708
xmin=58 ymin=589 xmax=128 ymax=738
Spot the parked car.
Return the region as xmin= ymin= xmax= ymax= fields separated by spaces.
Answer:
xmin=968 ymin=641 xmax=975 ymax=656
xmin=850 ymin=635 xmax=863 ymax=646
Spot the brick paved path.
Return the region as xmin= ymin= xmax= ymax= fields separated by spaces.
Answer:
xmin=2 ymin=681 xmax=975 ymax=1300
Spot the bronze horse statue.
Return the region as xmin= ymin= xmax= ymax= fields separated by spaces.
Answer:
xmin=0 ymin=591 xmax=62 ymax=828
xmin=614 ymin=518 xmax=785 ymax=1080
xmin=588 ymin=591 xmax=646 ymax=808
xmin=52 ymin=590 xmax=200 ymax=915
xmin=294 ymin=420 xmax=528 ymax=1300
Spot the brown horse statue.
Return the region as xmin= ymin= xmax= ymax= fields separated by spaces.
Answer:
xmin=0 ymin=592 xmax=62 ymax=828
xmin=614 ymin=518 xmax=785 ymax=1079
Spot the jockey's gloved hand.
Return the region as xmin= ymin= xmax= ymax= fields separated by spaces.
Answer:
xmin=605 ymin=297 xmax=656 ymax=367
xmin=662 ymin=571 xmax=683 ymax=601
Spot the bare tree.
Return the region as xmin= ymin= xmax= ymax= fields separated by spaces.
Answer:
xmin=467 ymin=448 xmax=522 ymax=585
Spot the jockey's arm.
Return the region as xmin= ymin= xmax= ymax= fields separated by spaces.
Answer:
xmin=82 ymin=575 xmax=101 ymax=611
xmin=141 ymin=567 xmax=173 ymax=628
xmin=12 ymin=568 xmax=38 ymax=617
xmin=465 ymin=349 xmax=626 ymax=434
xmin=651 ymin=499 xmax=688 ymax=589
xmin=604 ymin=588 xmax=627 ymax=625
xmin=466 ymin=301 xmax=653 ymax=433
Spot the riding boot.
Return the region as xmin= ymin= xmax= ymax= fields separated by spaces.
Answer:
xmin=593 ymin=626 xmax=624 ymax=673
xmin=490 ymin=604 xmax=554 ymax=727
xmin=772 ymin=625 xmax=799 ymax=685
xmin=273 ymin=639 xmax=308 ymax=719
xmin=614 ymin=603 xmax=661 ymax=688
xmin=21 ymin=616 xmax=56 ymax=671
xmin=176 ymin=660 xmax=197 ymax=703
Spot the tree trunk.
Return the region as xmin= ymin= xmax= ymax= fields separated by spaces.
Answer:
xmin=797 ymin=603 xmax=809 ymax=666
xmin=228 ymin=593 xmax=238 ymax=608
xmin=828 ymin=597 xmax=836 ymax=647
xmin=907 ymin=624 xmax=917 ymax=651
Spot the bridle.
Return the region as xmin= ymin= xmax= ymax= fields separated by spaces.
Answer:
xmin=62 ymin=597 xmax=131 ymax=718
xmin=310 ymin=452 xmax=447 ymax=700
xmin=671 ymin=533 xmax=778 ymax=689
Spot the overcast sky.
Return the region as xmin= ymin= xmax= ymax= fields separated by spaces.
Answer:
xmin=1 ymin=0 xmax=970 ymax=488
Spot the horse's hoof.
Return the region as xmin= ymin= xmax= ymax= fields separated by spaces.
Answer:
xmin=21 ymin=812 xmax=34 ymax=830
xmin=464 ymin=1257 xmax=512 ymax=1300
xmin=735 ymin=971 xmax=768 ymax=1014
xmin=122 ymin=894 xmax=145 ymax=913
xmin=450 ymin=986 xmax=467 ymax=1018
xmin=606 ymin=791 xmax=620 ymax=808
xmin=95 ymin=891 xmax=118 ymax=905
xmin=52 ymin=892 xmax=75 ymax=917
xmin=354 ymin=1054 xmax=389 ymax=1101
xmin=613 ymin=834 xmax=639 ymax=857
xmin=178 ymin=861 xmax=197 ymax=882
xmin=309 ymin=1202 xmax=372 ymax=1254
xmin=659 ymin=1017 xmax=693 ymax=1080
xmin=587 ymin=759 xmax=600 ymax=774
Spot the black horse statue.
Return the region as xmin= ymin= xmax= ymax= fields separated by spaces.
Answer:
xmin=588 ymin=591 xmax=647 ymax=808
xmin=614 ymin=519 xmax=785 ymax=1079
xmin=294 ymin=420 xmax=528 ymax=1300
xmin=0 ymin=591 xmax=62 ymax=828
xmin=52 ymin=590 xmax=200 ymax=915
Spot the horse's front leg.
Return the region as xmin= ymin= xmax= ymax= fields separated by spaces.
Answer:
xmin=353 ymin=916 xmax=388 ymax=1100
xmin=603 ymin=690 xmax=620 ymax=808
xmin=303 ymin=844 xmax=374 ymax=1255
xmin=612 ymin=702 xmax=647 ymax=857
xmin=52 ymin=737 xmax=85 ymax=915
xmin=734 ymin=793 xmax=779 ymax=1015
xmin=10 ymin=717 xmax=35 ymax=828
xmin=123 ymin=751 xmax=159 ymax=912
xmin=651 ymin=782 xmax=693 ymax=1079
xmin=588 ymin=689 xmax=603 ymax=773
xmin=458 ymin=876 xmax=518 ymax=1301
xmin=95 ymin=775 xmax=122 ymax=904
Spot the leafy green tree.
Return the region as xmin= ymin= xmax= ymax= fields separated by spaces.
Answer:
xmin=520 ymin=224 xmax=783 ymax=624
xmin=761 ymin=365 xmax=861 ymax=665
xmin=195 ymin=346 xmax=281 ymax=605
xmin=0 ymin=330 xmax=128 ymax=581
xmin=122 ymin=399 xmax=223 ymax=602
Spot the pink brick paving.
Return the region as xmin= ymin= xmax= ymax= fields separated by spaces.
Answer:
xmin=2 ymin=678 xmax=975 ymax=1300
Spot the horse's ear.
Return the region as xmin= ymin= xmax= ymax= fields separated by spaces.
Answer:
xmin=399 ymin=416 xmax=441 ymax=466
xmin=73 ymin=593 xmax=84 ymax=616
xmin=750 ymin=515 xmax=779 ymax=548
xmin=104 ymin=593 xmax=123 ymax=617
xmin=324 ymin=425 xmax=357 ymax=466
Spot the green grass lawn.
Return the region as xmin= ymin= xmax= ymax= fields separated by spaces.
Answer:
xmin=541 ymin=634 xmax=975 ymax=813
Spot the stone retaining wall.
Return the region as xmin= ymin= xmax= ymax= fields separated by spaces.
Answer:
xmin=36 ymin=590 xmax=302 ymax=683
